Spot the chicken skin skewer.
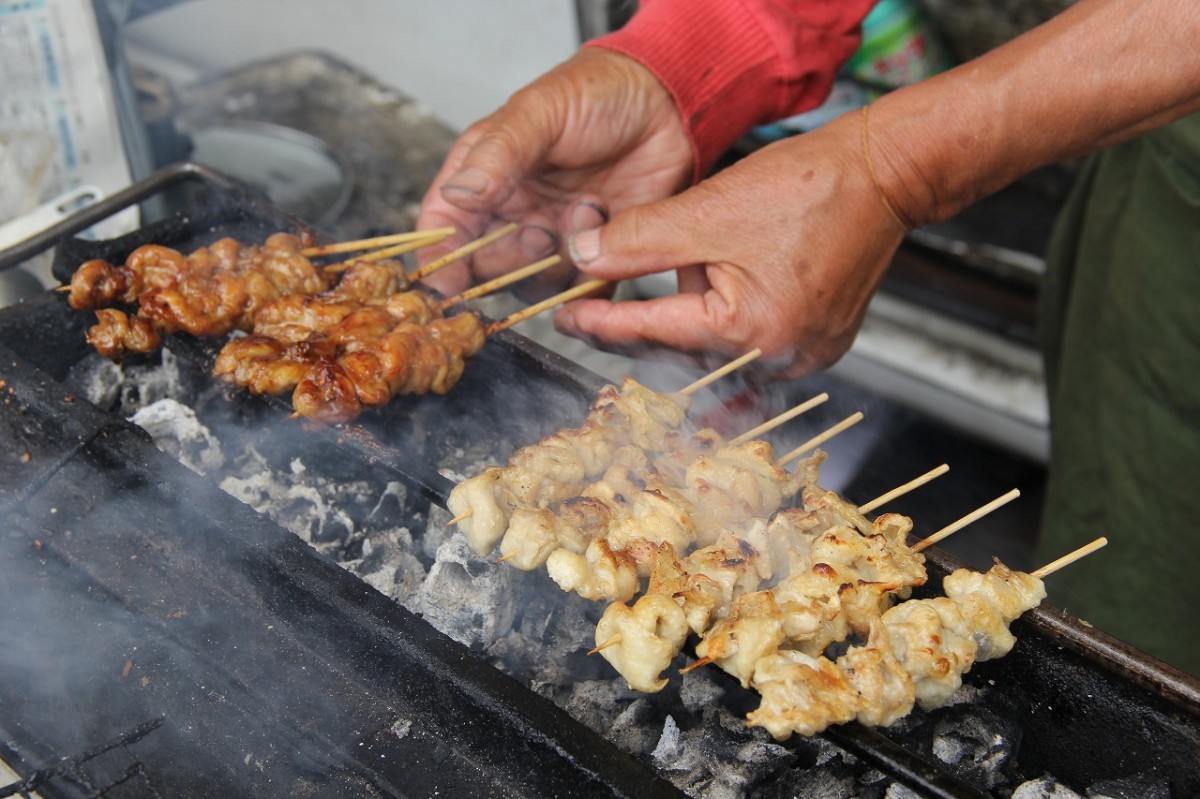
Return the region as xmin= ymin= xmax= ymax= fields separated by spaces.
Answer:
xmin=747 ymin=559 xmax=1047 ymax=739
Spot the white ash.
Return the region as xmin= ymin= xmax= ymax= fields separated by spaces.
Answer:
xmin=390 ymin=719 xmax=413 ymax=740
xmin=408 ymin=535 xmax=520 ymax=651
xmin=678 ymin=666 xmax=727 ymax=714
xmin=129 ymin=398 xmax=226 ymax=474
xmin=219 ymin=450 xmax=360 ymax=550
xmin=1012 ymin=777 xmax=1085 ymax=799
xmin=344 ymin=534 xmax=427 ymax=602
xmin=930 ymin=705 xmax=1021 ymax=790
xmin=72 ymin=347 xmax=198 ymax=416
xmin=1086 ymin=777 xmax=1172 ymax=799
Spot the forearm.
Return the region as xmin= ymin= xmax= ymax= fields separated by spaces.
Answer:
xmin=870 ymin=0 xmax=1200 ymax=227
xmin=588 ymin=0 xmax=875 ymax=181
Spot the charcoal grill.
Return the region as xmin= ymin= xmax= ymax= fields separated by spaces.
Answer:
xmin=2 ymin=163 xmax=1199 ymax=799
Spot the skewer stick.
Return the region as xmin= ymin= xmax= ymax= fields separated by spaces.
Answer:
xmin=728 ymin=392 xmax=829 ymax=446
xmin=406 ymin=222 xmax=519 ymax=281
xmin=588 ymin=635 xmax=622 ymax=656
xmin=494 ymin=552 xmax=517 ymax=564
xmin=911 ymin=488 xmax=1021 ymax=553
xmin=679 ymin=349 xmax=763 ymax=396
xmin=779 ymin=412 xmax=865 ymax=466
xmin=486 ymin=279 xmax=608 ymax=335
xmin=439 ymin=255 xmax=561 ymax=309
xmin=448 ymin=510 xmax=472 ymax=525
xmin=55 ymin=285 xmax=72 ymax=292
xmin=1032 ymin=537 xmax=1108 ymax=579
xmin=679 ymin=655 xmax=714 ymax=674
xmin=301 ymin=228 xmax=456 ymax=257
xmin=858 ymin=463 xmax=950 ymax=515
xmin=323 ymin=230 xmax=454 ymax=273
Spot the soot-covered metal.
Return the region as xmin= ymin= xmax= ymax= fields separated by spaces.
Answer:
xmin=2 ymin=166 xmax=1199 ymax=799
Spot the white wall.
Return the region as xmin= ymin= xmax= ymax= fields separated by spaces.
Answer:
xmin=123 ymin=0 xmax=581 ymax=132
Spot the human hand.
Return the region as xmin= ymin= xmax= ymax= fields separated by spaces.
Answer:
xmin=554 ymin=109 xmax=907 ymax=379
xmin=416 ymin=47 xmax=693 ymax=298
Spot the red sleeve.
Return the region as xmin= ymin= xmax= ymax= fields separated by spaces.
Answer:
xmin=586 ymin=0 xmax=876 ymax=181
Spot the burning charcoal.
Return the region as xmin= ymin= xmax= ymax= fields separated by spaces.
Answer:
xmin=930 ymin=705 xmax=1022 ymax=791
xmin=68 ymin=354 xmax=125 ymax=408
xmin=130 ymin=398 xmax=226 ymax=474
xmin=219 ymin=459 xmax=359 ymax=549
xmin=884 ymin=784 xmax=925 ymax=799
xmin=612 ymin=698 xmax=670 ymax=759
xmin=1086 ymin=776 xmax=1171 ymax=799
xmin=538 ymin=677 xmax=631 ymax=735
xmin=678 ymin=667 xmax=727 ymax=714
xmin=649 ymin=702 xmax=797 ymax=798
xmin=421 ymin=505 xmax=460 ymax=563
xmin=1011 ymin=776 xmax=1084 ymax=798
xmin=410 ymin=535 xmax=519 ymax=649
xmin=347 ymin=535 xmax=427 ymax=601
xmin=764 ymin=769 xmax=866 ymax=799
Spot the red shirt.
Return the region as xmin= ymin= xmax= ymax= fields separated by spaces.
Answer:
xmin=587 ymin=0 xmax=876 ymax=181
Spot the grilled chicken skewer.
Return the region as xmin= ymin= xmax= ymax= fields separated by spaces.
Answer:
xmin=71 ymin=234 xmax=333 ymax=359
xmin=211 ymin=255 xmax=560 ymax=423
xmin=448 ymin=355 xmax=777 ymax=557
xmin=745 ymin=554 xmax=1064 ymax=739
xmin=589 ymin=468 xmax=958 ymax=694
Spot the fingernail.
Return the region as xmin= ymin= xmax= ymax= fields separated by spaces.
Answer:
xmin=443 ymin=168 xmax=491 ymax=196
xmin=519 ymin=225 xmax=558 ymax=258
xmin=570 ymin=200 xmax=608 ymax=233
xmin=569 ymin=228 xmax=600 ymax=265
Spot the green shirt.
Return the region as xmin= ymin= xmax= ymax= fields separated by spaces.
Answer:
xmin=1037 ymin=112 xmax=1200 ymax=677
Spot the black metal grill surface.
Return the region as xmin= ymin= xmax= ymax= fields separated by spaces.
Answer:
xmin=2 ymin=165 xmax=1199 ymax=799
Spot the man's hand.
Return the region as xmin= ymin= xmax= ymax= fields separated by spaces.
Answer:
xmin=554 ymin=110 xmax=907 ymax=378
xmin=416 ymin=48 xmax=693 ymax=298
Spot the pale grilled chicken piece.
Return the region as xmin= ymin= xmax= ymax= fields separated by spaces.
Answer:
xmin=747 ymin=648 xmax=860 ymax=739
xmin=837 ymin=620 xmax=916 ymax=728
xmin=644 ymin=544 xmax=727 ymax=635
xmin=545 ymin=539 xmax=638 ymax=603
xmin=942 ymin=559 xmax=1045 ymax=660
xmin=594 ymin=592 xmax=690 ymax=693
xmin=882 ymin=596 xmax=979 ymax=709
xmin=447 ymin=468 xmax=508 ymax=556
xmin=498 ymin=497 xmax=612 ymax=571
xmin=693 ymin=590 xmax=787 ymax=688
xmin=500 ymin=435 xmax=587 ymax=509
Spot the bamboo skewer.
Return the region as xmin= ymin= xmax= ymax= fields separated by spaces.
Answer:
xmin=779 ymin=412 xmax=865 ymax=466
xmin=728 ymin=392 xmax=829 ymax=446
xmin=1032 ymin=537 xmax=1107 ymax=579
xmin=439 ymin=255 xmax=561 ymax=309
xmin=407 ymin=222 xmax=520 ymax=281
xmin=323 ymin=230 xmax=455 ymax=273
xmin=588 ymin=635 xmax=622 ymax=656
xmin=679 ymin=349 xmax=763 ymax=396
xmin=858 ymin=464 xmax=951 ymax=515
xmin=911 ymin=488 xmax=1021 ymax=553
xmin=486 ymin=279 xmax=608 ymax=335
xmin=301 ymin=228 xmax=456 ymax=257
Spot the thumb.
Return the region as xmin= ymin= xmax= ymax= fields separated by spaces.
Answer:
xmin=566 ymin=198 xmax=699 ymax=281
xmin=439 ymin=101 xmax=559 ymax=213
